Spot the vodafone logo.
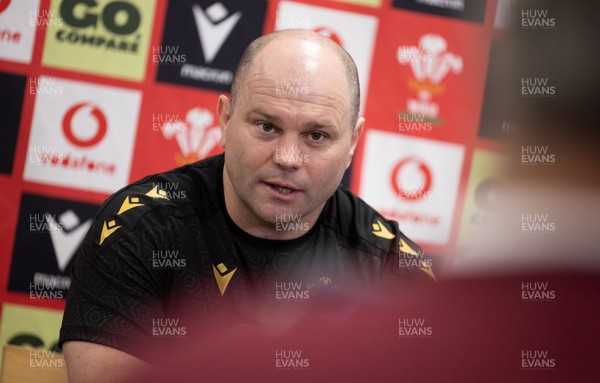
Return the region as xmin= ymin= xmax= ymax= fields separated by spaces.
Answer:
xmin=313 ymin=26 xmax=343 ymax=46
xmin=24 ymin=76 xmax=141 ymax=193
xmin=360 ymin=131 xmax=464 ymax=245
xmin=47 ymin=102 xmax=115 ymax=175
xmin=62 ymin=103 xmax=107 ymax=148
xmin=0 ymin=0 xmax=11 ymax=14
xmin=391 ymin=157 xmax=432 ymax=201
xmin=0 ymin=0 xmax=38 ymax=64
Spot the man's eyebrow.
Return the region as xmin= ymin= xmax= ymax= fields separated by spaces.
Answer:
xmin=248 ymin=108 xmax=338 ymax=130
xmin=302 ymin=121 xmax=337 ymax=131
xmin=248 ymin=108 xmax=284 ymax=125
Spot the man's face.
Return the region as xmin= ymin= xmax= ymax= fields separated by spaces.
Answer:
xmin=219 ymin=39 xmax=364 ymax=236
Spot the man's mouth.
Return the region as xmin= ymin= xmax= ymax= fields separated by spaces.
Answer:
xmin=272 ymin=184 xmax=294 ymax=194
xmin=264 ymin=181 xmax=301 ymax=198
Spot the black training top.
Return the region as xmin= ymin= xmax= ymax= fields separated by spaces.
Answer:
xmin=59 ymin=154 xmax=434 ymax=360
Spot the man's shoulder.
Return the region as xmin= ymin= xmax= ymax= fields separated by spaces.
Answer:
xmin=326 ymin=187 xmax=417 ymax=253
xmin=328 ymin=187 xmax=434 ymax=281
xmin=91 ymin=155 xmax=223 ymax=248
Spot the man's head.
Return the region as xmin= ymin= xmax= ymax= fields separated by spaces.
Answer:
xmin=230 ymin=30 xmax=361 ymax=128
xmin=217 ymin=29 xmax=365 ymax=239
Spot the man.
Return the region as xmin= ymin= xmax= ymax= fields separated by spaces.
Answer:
xmin=60 ymin=29 xmax=434 ymax=382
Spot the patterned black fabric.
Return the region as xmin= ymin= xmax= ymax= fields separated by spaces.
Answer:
xmin=59 ymin=154 xmax=433 ymax=360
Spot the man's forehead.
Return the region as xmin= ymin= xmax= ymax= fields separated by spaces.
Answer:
xmin=235 ymin=72 xmax=351 ymax=129
xmin=261 ymin=30 xmax=331 ymax=53
xmin=255 ymin=42 xmax=337 ymax=75
xmin=264 ymin=36 xmax=324 ymax=60
xmin=244 ymin=48 xmax=348 ymax=96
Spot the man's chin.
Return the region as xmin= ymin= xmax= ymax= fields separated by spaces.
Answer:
xmin=255 ymin=204 xmax=307 ymax=224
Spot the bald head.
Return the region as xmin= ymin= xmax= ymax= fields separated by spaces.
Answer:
xmin=230 ymin=29 xmax=360 ymax=127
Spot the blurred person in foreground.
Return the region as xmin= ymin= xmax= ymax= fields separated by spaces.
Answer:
xmin=451 ymin=0 xmax=600 ymax=275
xmin=58 ymin=29 xmax=435 ymax=383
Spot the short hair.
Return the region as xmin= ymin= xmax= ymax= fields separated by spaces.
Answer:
xmin=230 ymin=29 xmax=361 ymax=128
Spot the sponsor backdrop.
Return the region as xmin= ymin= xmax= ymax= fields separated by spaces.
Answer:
xmin=0 ymin=0 xmax=511 ymax=354
xmin=0 ymin=303 xmax=64 ymax=364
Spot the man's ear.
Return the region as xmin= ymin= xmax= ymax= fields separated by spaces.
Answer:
xmin=217 ymin=95 xmax=231 ymax=148
xmin=347 ymin=117 xmax=365 ymax=168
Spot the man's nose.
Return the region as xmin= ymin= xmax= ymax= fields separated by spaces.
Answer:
xmin=273 ymin=137 xmax=305 ymax=169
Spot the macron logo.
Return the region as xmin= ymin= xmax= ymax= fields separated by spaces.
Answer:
xmin=46 ymin=210 xmax=92 ymax=272
xmin=192 ymin=2 xmax=242 ymax=64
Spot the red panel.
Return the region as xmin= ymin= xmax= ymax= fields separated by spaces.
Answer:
xmin=130 ymin=85 xmax=224 ymax=183
xmin=366 ymin=9 xmax=489 ymax=143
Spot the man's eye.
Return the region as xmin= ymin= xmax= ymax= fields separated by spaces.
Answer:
xmin=309 ymin=132 xmax=326 ymax=142
xmin=258 ymin=123 xmax=274 ymax=133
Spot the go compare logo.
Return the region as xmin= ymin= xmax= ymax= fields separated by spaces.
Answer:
xmin=55 ymin=0 xmax=141 ymax=52
xmin=43 ymin=0 xmax=156 ymax=81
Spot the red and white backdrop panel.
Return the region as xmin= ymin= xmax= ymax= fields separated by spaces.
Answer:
xmin=0 ymin=0 xmax=513 ymax=320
